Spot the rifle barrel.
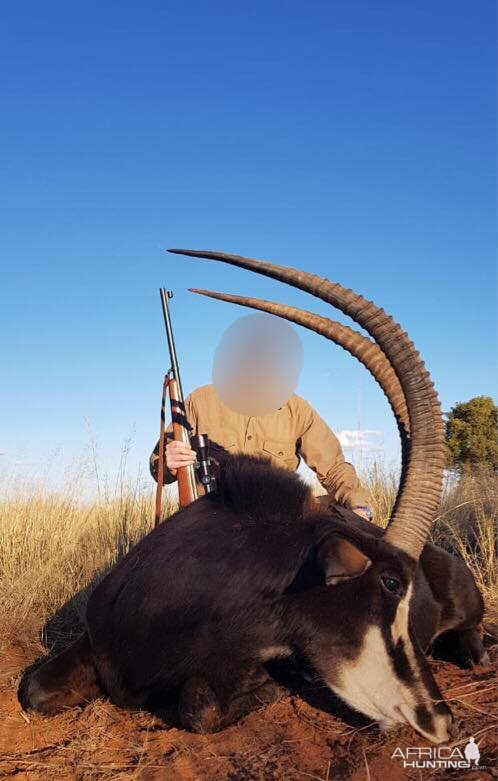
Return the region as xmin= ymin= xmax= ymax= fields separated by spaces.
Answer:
xmin=159 ymin=288 xmax=185 ymax=402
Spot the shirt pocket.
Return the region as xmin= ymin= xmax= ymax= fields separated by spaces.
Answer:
xmin=262 ymin=439 xmax=296 ymax=465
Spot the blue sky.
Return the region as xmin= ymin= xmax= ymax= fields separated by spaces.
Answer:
xmin=1 ymin=1 xmax=496 ymax=492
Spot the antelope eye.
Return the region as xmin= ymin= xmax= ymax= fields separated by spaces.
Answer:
xmin=381 ymin=575 xmax=403 ymax=596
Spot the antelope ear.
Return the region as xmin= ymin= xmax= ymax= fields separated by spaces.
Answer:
xmin=318 ymin=536 xmax=371 ymax=585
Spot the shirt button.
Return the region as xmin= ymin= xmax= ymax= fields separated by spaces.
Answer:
xmin=247 ymin=435 xmax=252 ymax=440
xmin=279 ymin=450 xmax=284 ymax=456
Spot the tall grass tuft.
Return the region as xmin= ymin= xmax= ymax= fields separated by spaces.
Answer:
xmin=433 ymin=465 xmax=497 ymax=611
xmin=0 ymin=472 xmax=176 ymax=647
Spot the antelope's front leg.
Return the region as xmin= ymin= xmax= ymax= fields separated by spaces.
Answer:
xmin=178 ymin=662 xmax=284 ymax=733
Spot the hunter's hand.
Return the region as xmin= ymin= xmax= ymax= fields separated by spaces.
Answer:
xmin=166 ymin=440 xmax=197 ymax=476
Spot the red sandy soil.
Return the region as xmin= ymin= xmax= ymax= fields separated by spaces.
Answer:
xmin=1 ymin=643 xmax=496 ymax=781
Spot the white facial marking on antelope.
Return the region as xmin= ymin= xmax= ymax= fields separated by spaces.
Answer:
xmin=391 ymin=583 xmax=412 ymax=644
xmin=328 ymin=584 xmax=453 ymax=744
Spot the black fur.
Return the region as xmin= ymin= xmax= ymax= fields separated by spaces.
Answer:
xmin=19 ymin=455 xmax=486 ymax=733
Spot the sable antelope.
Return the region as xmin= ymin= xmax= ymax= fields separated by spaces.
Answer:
xmin=19 ymin=251 xmax=487 ymax=743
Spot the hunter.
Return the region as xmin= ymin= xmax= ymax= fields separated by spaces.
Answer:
xmin=149 ymin=383 xmax=373 ymax=521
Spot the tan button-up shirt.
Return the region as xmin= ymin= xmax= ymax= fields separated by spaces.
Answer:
xmin=150 ymin=384 xmax=370 ymax=508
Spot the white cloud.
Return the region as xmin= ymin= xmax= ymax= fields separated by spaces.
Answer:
xmin=336 ymin=430 xmax=383 ymax=452
xmin=13 ymin=460 xmax=36 ymax=467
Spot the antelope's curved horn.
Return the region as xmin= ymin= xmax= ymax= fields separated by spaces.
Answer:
xmin=190 ymin=288 xmax=410 ymax=452
xmin=169 ymin=248 xmax=446 ymax=560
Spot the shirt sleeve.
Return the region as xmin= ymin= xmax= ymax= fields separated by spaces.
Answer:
xmin=298 ymin=405 xmax=371 ymax=508
xmin=149 ymin=393 xmax=198 ymax=485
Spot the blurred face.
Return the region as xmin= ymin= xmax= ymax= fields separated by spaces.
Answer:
xmin=212 ymin=314 xmax=304 ymax=416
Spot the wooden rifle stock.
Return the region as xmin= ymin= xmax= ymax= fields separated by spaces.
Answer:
xmin=168 ymin=375 xmax=198 ymax=507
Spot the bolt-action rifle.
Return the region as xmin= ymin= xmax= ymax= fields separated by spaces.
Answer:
xmin=154 ymin=289 xmax=215 ymax=525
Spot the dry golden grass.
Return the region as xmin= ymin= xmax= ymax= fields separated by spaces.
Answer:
xmin=0 ymin=460 xmax=495 ymax=648
xmin=0 ymin=474 xmax=177 ymax=647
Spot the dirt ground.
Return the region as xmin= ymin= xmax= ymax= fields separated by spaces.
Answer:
xmin=1 ymin=641 xmax=496 ymax=781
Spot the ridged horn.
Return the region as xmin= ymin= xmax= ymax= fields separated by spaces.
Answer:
xmin=169 ymin=248 xmax=446 ymax=560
